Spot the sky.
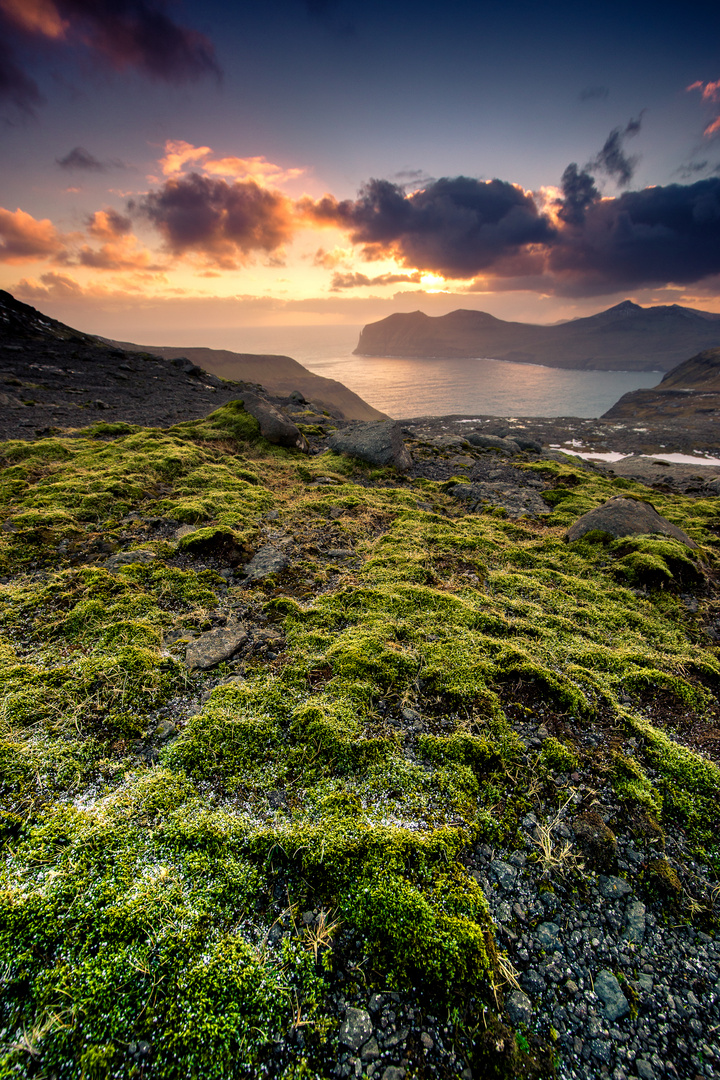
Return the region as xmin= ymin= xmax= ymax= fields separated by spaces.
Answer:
xmin=1 ymin=0 xmax=720 ymax=345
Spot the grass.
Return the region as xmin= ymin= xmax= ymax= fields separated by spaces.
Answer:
xmin=0 ymin=400 xmax=719 ymax=1077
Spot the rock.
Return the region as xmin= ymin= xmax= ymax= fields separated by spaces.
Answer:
xmin=624 ymin=900 xmax=646 ymax=944
xmin=381 ymin=1069 xmax=406 ymax=1080
xmin=185 ymin=625 xmax=248 ymax=670
xmin=598 ymin=874 xmax=632 ymax=900
xmin=506 ymin=989 xmax=533 ymax=1026
xmin=289 ymin=390 xmax=306 ymax=403
xmin=635 ymin=1059 xmax=655 ymax=1079
xmin=420 ymin=1032 xmax=434 ymax=1050
xmin=174 ymin=524 xmax=198 ymax=540
xmin=594 ymin=969 xmax=629 ymax=1021
xmin=238 ymin=392 xmax=309 ymax=451
xmin=104 ymin=549 xmax=157 ymax=571
xmin=450 ymin=481 xmax=549 ymax=518
xmin=327 ymin=421 xmax=411 ymax=472
xmin=338 ymin=1007 xmax=373 ymax=1052
xmin=154 ymin=720 xmax=176 ymax=741
xmin=521 ymin=968 xmax=545 ymax=997
xmin=490 ymin=859 xmax=518 ymax=890
xmin=466 ymin=433 xmax=521 ymax=454
xmin=242 ymin=544 xmax=288 ymax=580
xmin=565 ymin=497 xmax=697 ymax=549
xmin=573 ymin=811 xmax=618 ymax=872
xmin=536 ymin=922 xmax=561 ymax=949
xmin=172 ymin=356 xmax=203 ymax=376
xmin=361 ymin=1037 xmax=380 ymax=1061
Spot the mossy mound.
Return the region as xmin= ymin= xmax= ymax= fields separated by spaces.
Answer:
xmin=1 ymin=419 xmax=719 ymax=1077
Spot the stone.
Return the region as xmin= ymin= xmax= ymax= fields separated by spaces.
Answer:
xmin=104 ymin=549 xmax=156 ymax=571
xmin=381 ymin=1069 xmax=406 ymax=1080
xmin=624 ymin=900 xmax=646 ymax=944
xmin=361 ymin=1037 xmax=380 ymax=1061
xmin=420 ymin=1032 xmax=434 ymax=1050
xmin=635 ymin=1060 xmax=655 ymax=1079
xmin=338 ymin=1007 xmax=373 ymax=1052
xmin=449 ymin=481 xmax=550 ymax=519
xmin=238 ymin=392 xmax=309 ymax=451
xmin=506 ymin=989 xmax=533 ymax=1026
xmin=536 ymin=921 xmax=561 ymax=949
xmin=172 ymin=356 xmax=203 ymax=376
xmin=594 ymin=969 xmax=629 ymax=1022
xmin=154 ymin=720 xmax=176 ymax=741
xmin=174 ymin=524 xmax=198 ymax=540
xmin=522 ymin=968 xmax=545 ymax=996
xmin=466 ymin=433 xmax=521 ymax=453
xmin=565 ymin=497 xmax=697 ymax=549
xmin=185 ymin=625 xmax=248 ymax=670
xmin=327 ymin=421 xmax=412 ymax=472
xmin=242 ymin=545 xmax=288 ymax=580
xmin=599 ymin=874 xmax=632 ymax=900
xmin=490 ymin=859 xmax=518 ymax=890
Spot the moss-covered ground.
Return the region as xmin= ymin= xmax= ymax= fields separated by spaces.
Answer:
xmin=1 ymin=401 xmax=719 ymax=1078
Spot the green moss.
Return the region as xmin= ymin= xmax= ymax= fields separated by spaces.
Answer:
xmin=540 ymin=736 xmax=579 ymax=772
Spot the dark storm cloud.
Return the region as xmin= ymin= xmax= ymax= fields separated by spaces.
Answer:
xmin=135 ymin=173 xmax=294 ymax=266
xmin=0 ymin=0 xmax=219 ymax=110
xmin=55 ymin=0 xmax=220 ymax=83
xmin=588 ymin=115 xmax=643 ymax=186
xmin=0 ymin=37 xmax=43 ymax=115
xmin=556 ymin=163 xmax=600 ymax=226
xmin=330 ymin=271 xmax=422 ymax=290
xmin=548 ymin=177 xmax=720 ymax=294
xmin=303 ymin=176 xmax=555 ymax=278
xmin=579 ymin=85 xmax=609 ymax=101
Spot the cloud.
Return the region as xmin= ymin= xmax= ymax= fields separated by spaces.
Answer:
xmin=157 ymin=140 xmax=304 ymax=186
xmin=14 ymin=270 xmax=84 ymax=299
xmin=0 ymin=36 xmax=44 ymax=114
xmin=76 ymin=236 xmax=161 ymax=270
xmin=330 ymin=271 xmax=422 ymax=290
xmin=555 ymin=163 xmax=600 ymax=226
xmin=686 ymin=79 xmax=720 ymax=139
xmin=588 ymin=115 xmax=642 ymax=186
xmin=302 ymin=176 xmax=555 ymax=278
xmin=86 ymin=208 xmax=132 ymax=238
xmin=56 ymin=146 xmax=126 ymax=171
xmin=135 ymin=172 xmax=295 ymax=266
xmin=547 ymin=177 xmax=720 ymax=295
xmin=0 ymin=0 xmax=219 ymax=111
xmin=0 ymin=206 xmax=67 ymax=262
xmin=579 ymin=85 xmax=609 ymax=102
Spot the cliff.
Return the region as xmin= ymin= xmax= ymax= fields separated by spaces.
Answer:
xmin=355 ymin=301 xmax=720 ymax=372
xmin=603 ymin=346 xmax=720 ymax=420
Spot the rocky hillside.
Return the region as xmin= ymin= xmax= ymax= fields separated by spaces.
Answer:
xmin=1 ymin=393 xmax=720 ymax=1079
xmin=604 ymin=347 xmax=720 ymax=421
xmin=354 ymin=301 xmax=720 ymax=372
xmin=0 ymin=291 xmax=382 ymax=438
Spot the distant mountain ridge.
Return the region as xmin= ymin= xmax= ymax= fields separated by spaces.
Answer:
xmin=354 ymin=301 xmax=720 ymax=372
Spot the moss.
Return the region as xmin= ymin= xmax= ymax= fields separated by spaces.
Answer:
xmin=612 ymin=752 xmax=662 ymax=814
xmin=540 ymin=736 xmax=579 ymax=772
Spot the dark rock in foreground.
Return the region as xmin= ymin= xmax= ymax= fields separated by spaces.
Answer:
xmin=327 ymin=420 xmax=412 ymax=471
xmin=565 ymin=497 xmax=698 ymax=548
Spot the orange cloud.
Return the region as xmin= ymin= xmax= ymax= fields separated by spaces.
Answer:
xmin=0 ymin=0 xmax=67 ymax=38
xmin=0 ymin=207 xmax=67 ymax=263
xmin=86 ymin=208 xmax=132 ymax=239
xmin=687 ymin=79 xmax=720 ymax=102
xmin=157 ymin=140 xmax=304 ymax=187
xmin=77 ymin=234 xmax=163 ymax=271
xmin=705 ymin=116 xmax=720 ymax=138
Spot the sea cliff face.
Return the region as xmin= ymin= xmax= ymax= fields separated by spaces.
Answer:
xmin=354 ymin=302 xmax=720 ymax=372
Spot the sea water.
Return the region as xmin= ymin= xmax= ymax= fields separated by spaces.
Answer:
xmin=158 ymin=324 xmax=662 ymax=419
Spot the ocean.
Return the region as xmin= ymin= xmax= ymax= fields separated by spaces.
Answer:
xmin=156 ymin=324 xmax=662 ymax=419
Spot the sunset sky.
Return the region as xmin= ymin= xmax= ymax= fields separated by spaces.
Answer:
xmin=1 ymin=0 xmax=720 ymax=344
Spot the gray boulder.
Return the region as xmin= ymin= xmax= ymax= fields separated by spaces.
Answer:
xmin=565 ymin=497 xmax=697 ymax=549
xmin=327 ymin=421 xmax=411 ymax=472
xmin=338 ymin=1007 xmax=373 ymax=1051
xmin=594 ymin=969 xmax=629 ymax=1022
xmin=466 ymin=433 xmax=521 ymax=454
xmin=450 ymin=481 xmax=550 ymax=518
xmin=242 ymin=544 xmax=288 ymax=581
xmin=239 ymin=393 xmax=308 ymax=451
xmin=506 ymin=989 xmax=533 ymax=1026
xmin=185 ymin=625 xmax=248 ymax=670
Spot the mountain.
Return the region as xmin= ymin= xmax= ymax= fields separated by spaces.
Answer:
xmin=109 ymin=340 xmax=385 ymax=421
xmin=354 ymin=300 xmax=720 ymax=372
xmin=602 ymin=346 xmax=720 ymax=420
xmin=0 ymin=290 xmax=384 ymax=442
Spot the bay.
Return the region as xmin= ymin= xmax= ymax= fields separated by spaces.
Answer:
xmin=160 ymin=324 xmax=662 ymax=419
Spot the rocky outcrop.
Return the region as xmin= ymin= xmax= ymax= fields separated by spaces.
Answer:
xmin=327 ymin=421 xmax=412 ymax=471
xmin=603 ymin=347 xmax=720 ymax=421
xmin=237 ymin=392 xmax=308 ymax=451
xmin=565 ymin=497 xmax=697 ymax=548
xmin=185 ymin=624 xmax=248 ymax=670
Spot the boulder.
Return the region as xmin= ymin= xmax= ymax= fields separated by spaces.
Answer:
xmin=327 ymin=421 xmax=411 ymax=472
xmin=565 ymin=497 xmax=697 ymax=548
xmin=242 ymin=544 xmax=288 ymax=581
xmin=185 ymin=625 xmax=248 ymax=670
xmin=450 ymin=481 xmax=550 ymax=518
xmin=104 ymin=549 xmax=156 ymax=571
xmin=594 ymin=969 xmax=629 ymax=1022
xmin=466 ymin=433 xmax=521 ymax=454
xmin=238 ymin=392 xmax=308 ymax=451
xmin=338 ymin=1007 xmax=373 ymax=1052
xmin=172 ymin=356 xmax=203 ymax=376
